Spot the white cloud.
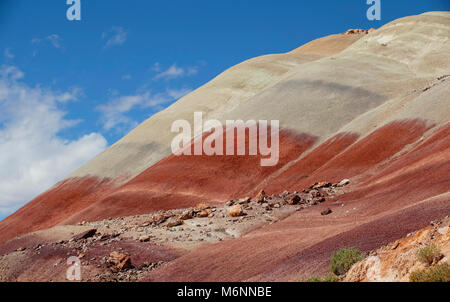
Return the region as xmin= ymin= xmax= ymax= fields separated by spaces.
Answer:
xmin=97 ymin=93 xmax=146 ymax=131
xmin=97 ymin=88 xmax=192 ymax=132
xmin=103 ymin=27 xmax=128 ymax=48
xmin=153 ymin=63 xmax=201 ymax=80
xmin=46 ymin=34 xmax=62 ymax=49
xmin=122 ymin=74 xmax=132 ymax=80
xmin=153 ymin=64 xmax=185 ymax=80
xmin=0 ymin=66 xmax=108 ymax=216
xmin=30 ymin=34 xmax=63 ymax=50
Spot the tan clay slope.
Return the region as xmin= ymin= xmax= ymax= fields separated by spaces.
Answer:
xmin=70 ymin=33 xmax=364 ymax=181
xmin=71 ymin=11 xmax=450 ymax=181
xmin=0 ymin=12 xmax=449 ymax=246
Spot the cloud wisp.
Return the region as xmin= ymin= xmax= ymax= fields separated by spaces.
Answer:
xmin=31 ymin=34 xmax=63 ymax=50
xmin=102 ymin=27 xmax=128 ymax=48
xmin=153 ymin=63 xmax=200 ymax=81
xmin=0 ymin=65 xmax=107 ymax=216
xmin=97 ymin=88 xmax=192 ymax=132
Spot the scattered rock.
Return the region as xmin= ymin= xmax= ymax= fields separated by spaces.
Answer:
xmin=166 ymin=217 xmax=183 ymax=228
xmin=285 ymin=194 xmax=301 ymax=205
xmin=228 ymin=204 xmax=244 ymax=217
xmin=107 ymin=251 xmax=132 ymax=271
xmin=73 ymin=229 xmax=97 ymax=241
xmin=255 ymin=190 xmax=266 ymax=203
xmin=239 ymin=197 xmax=251 ymax=204
xmin=321 ymin=208 xmax=333 ymax=216
xmin=139 ymin=235 xmax=151 ymax=242
xmin=337 ymin=179 xmax=351 ymax=187
xmin=179 ymin=210 xmax=194 ymax=221
xmin=316 ymin=197 xmax=326 ymax=203
xmin=311 ymin=182 xmax=332 ymax=189
xmin=197 ymin=209 xmax=212 ymax=218
xmin=392 ymin=241 xmax=400 ymax=250
xmin=152 ymin=214 xmax=168 ymax=226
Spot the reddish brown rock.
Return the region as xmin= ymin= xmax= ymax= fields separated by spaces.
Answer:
xmin=228 ymin=204 xmax=244 ymax=217
xmin=166 ymin=217 xmax=183 ymax=228
xmin=311 ymin=182 xmax=332 ymax=190
xmin=107 ymin=251 xmax=132 ymax=271
xmin=321 ymin=208 xmax=332 ymax=216
xmin=239 ymin=197 xmax=251 ymax=204
xmin=316 ymin=197 xmax=326 ymax=203
xmin=285 ymin=195 xmax=301 ymax=205
xmin=255 ymin=190 xmax=266 ymax=203
xmin=152 ymin=214 xmax=168 ymax=225
xmin=73 ymin=229 xmax=97 ymax=241
xmin=139 ymin=235 xmax=151 ymax=242
xmin=197 ymin=209 xmax=212 ymax=218
xmin=179 ymin=210 xmax=194 ymax=220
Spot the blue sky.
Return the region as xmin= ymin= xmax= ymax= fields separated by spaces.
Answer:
xmin=0 ymin=0 xmax=448 ymax=219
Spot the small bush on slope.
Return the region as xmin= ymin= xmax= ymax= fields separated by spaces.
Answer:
xmin=305 ymin=273 xmax=339 ymax=282
xmin=330 ymin=248 xmax=365 ymax=275
xmin=417 ymin=245 xmax=443 ymax=266
xmin=410 ymin=263 xmax=450 ymax=282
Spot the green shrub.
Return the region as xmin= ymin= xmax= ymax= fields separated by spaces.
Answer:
xmin=305 ymin=276 xmax=323 ymax=282
xmin=410 ymin=263 xmax=450 ymax=282
xmin=322 ymin=273 xmax=340 ymax=282
xmin=330 ymin=247 xmax=365 ymax=275
xmin=305 ymin=273 xmax=339 ymax=282
xmin=417 ymin=245 xmax=442 ymax=266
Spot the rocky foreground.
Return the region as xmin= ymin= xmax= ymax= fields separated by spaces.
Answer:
xmin=344 ymin=217 xmax=450 ymax=282
xmin=0 ymin=180 xmax=349 ymax=282
xmin=2 ymin=177 xmax=447 ymax=282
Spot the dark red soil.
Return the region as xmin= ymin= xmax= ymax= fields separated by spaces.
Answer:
xmin=1 ymin=237 xmax=183 ymax=282
xmin=0 ymin=177 xmax=118 ymax=245
xmin=264 ymin=133 xmax=359 ymax=193
xmin=1 ymin=119 xmax=449 ymax=281
xmin=63 ymin=128 xmax=318 ymax=224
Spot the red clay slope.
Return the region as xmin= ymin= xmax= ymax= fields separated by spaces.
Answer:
xmin=143 ymin=120 xmax=450 ymax=281
xmin=63 ymin=128 xmax=317 ymax=224
xmin=0 ymin=119 xmax=448 ymax=282
xmin=0 ymin=177 xmax=119 ymax=245
xmin=266 ymin=119 xmax=433 ymax=192
xmin=0 ymin=128 xmax=317 ymax=244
